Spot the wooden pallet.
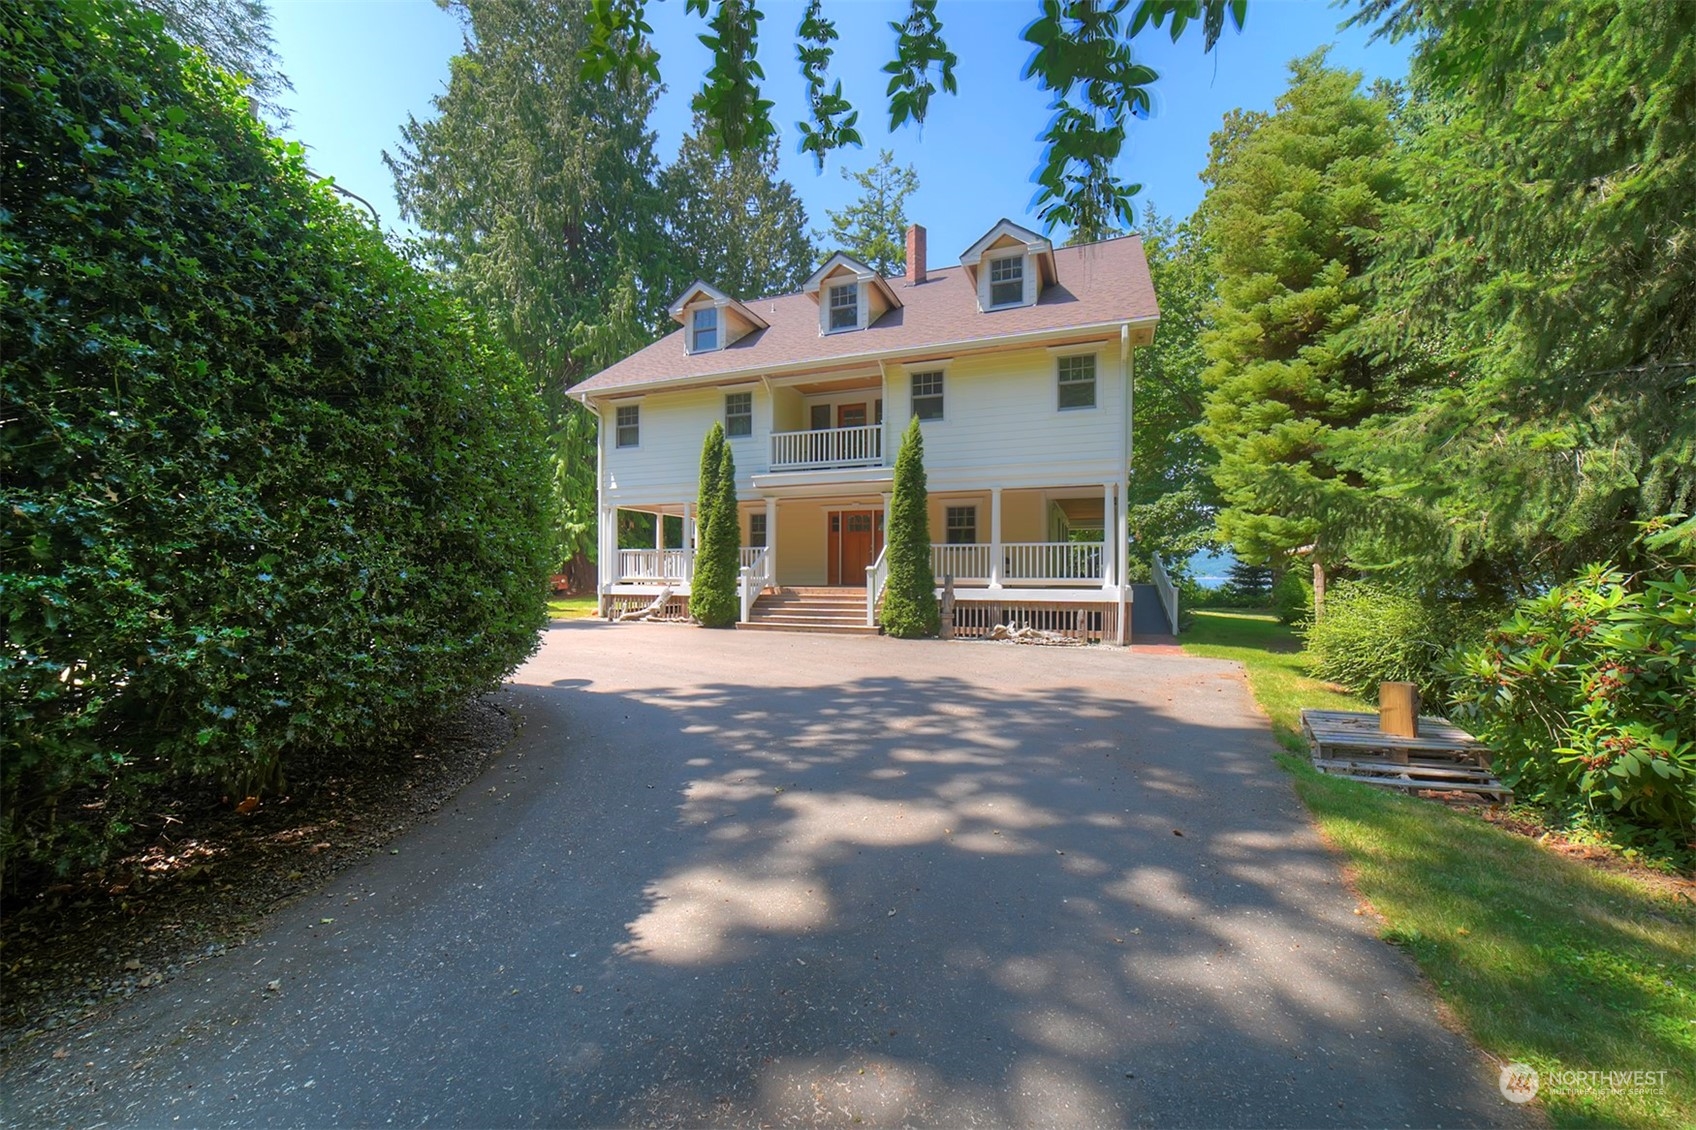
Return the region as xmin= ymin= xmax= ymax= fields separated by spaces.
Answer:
xmin=1301 ymin=709 xmax=1511 ymax=801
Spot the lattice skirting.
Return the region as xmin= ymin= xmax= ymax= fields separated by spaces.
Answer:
xmin=949 ymin=600 xmax=1118 ymax=644
xmin=604 ymin=594 xmax=694 ymax=622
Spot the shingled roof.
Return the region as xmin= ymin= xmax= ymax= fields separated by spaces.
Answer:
xmin=572 ymin=233 xmax=1159 ymax=399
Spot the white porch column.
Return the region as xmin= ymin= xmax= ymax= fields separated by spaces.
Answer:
xmin=654 ymin=507 xmax=664 ymax=551
xmin=1116 ymin=479 xmax=1129 ymax=594
xmin=1101 ymin=482 xmax=1116 ymax=591
xmin=681 ymin=501 xmax=693 ymax=579
xmin=765 ymin=496 xmax=778 ymax=586
xmin=989 ymin=487 xmax=1004 ymax=589
xmin=881 ymin=492 xmax=891 ymax=548
xmin=600 ymin=506 xmax=616 ymax=591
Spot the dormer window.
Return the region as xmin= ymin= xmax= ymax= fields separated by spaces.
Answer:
xmin=960 ymin=219 xmax=1055 ymax=313
xmin=989 ymin=255 xmax=1024 ymax=307
xmin=667 ymin=280 xmax=766 ymax=353
xmin=691 ymin=306 xmax=718 ymax=352
xmin=828 ymin=282 xmax=859 ymax=331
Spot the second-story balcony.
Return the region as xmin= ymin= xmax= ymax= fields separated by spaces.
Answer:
xmin=770 ymin=424 xmax=882 ymax=472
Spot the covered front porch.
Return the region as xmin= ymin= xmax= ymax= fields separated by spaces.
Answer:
xmin=600 ymin=483 xmax=1174 ymax=643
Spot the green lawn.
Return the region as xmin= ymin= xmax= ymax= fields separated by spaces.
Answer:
xmin=1186 ymin=609 xmax=1696 ymax=1129
xmin=547 ymin=593 xmax=600 ymax=619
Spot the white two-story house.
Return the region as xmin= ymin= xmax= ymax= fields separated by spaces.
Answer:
xmin=570 ymin=219 xmax=1168 ymax=643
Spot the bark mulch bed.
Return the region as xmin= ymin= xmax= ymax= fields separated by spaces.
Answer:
xmin=0 ymin=691 xmax=518 ymax=1060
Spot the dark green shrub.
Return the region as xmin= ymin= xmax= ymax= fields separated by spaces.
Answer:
xmin=695 ymin=422 xmax=725 ymax=550
xmin=691 ymin=441 xmax=739 ymax=627
xmin=1304 ymin=580 xmax=1494 ymax=700
xmin=881 ymin=418 xmax=939 ymax=638
xmin=1446 ymin=563 xmax=1695 ymax=845
xmin=1 ymin=0 xmax=552 ymax=887
xmin=1272 ymin=568 xmax=1313 ymax=626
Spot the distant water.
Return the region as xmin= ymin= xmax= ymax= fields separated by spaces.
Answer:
xmin=1187 ymin=548 xmax=1235 ymax=590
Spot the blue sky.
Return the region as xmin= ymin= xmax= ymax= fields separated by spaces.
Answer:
xmin=269 ymin=0 xmax=1410 ymax=260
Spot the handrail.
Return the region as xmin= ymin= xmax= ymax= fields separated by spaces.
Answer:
xmin=738 ymin=547 xmax=770 ymax=623
xmin=771 ymin=423 xmax=882 ymax=471
xmin=1151 ymin=550 xmax=1180 ymax=634
xmin=865 ymin=544 xmax=889 ymax=627
xmin=738 ymin=546 xmax=771 ymax=586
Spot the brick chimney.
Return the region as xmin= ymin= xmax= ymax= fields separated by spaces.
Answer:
xmin=904 ymin=224 xmax=926 ymax=284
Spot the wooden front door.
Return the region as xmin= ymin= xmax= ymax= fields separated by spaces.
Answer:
xmin=837 ymin=402 xmax=867 ymax=428
xmin=827 ymin=510 xmax=884 ymax=586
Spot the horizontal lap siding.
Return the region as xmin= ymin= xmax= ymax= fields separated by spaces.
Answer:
xmin=605 ymin=385 xmax=770 ymax=504
xmin=890 ymin=344 xmax=1124 ymax=490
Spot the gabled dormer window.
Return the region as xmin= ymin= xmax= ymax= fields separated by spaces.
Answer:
xmin=989 ymin=254 xmax=1024 ymax=307
xmin=828 ymin=282 xmax=859 ymax=332
xmin=691 ymin=306 xmax=718 ymax=352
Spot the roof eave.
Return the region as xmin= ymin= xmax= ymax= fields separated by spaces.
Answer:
xmin=571 ymin=313 xmax=1160 ymax=404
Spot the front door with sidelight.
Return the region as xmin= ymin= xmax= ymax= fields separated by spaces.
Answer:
xmin=827 ymin=510 xmax=885 ymax=586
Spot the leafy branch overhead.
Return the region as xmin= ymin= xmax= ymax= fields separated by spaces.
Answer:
xmin=577 ymin=0 xmax=1246 ymax=236
xmin=883 ymin=0 xmax=956 ymax=132
xmin=796 ymin=0 xmax=859 ymax=167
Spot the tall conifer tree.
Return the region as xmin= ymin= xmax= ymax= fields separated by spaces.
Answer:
xmin=1197 ymin=54 xmax=1405 ymax=617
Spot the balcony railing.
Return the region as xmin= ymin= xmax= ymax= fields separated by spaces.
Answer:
xmin=770 ymin=424 xmax=882 ymax=471
xmin=929 ymin=542 xmax=1106 ymax=585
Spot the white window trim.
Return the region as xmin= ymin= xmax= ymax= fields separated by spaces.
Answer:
xmin=724 ymin=390 xmax=753 ymax=438
xmin=944 ymin=504 xmax=980 ymax=546
xmin=613 ymin=402 xmax=642 ymax=449
xmin=1056 ymin=352 xmax=1100 ymax=412
xmin=689 ymin=304 xmax=721 ymax=354
xmin=909 ymin=368 xmax=947 ymax=424
xmin=824 ymin=280 xmax=861 ymax=334
xmin=986 ymin=252 xmax=1027 ymax=309
xmin=980 ymin=250 xmax=1032 ymax=311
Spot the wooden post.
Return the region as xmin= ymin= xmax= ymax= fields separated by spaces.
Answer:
xmin=1380 ymin=682 xmax=1419 ymax=739
xmin=940 ymin=574 xmax=955 ymax=640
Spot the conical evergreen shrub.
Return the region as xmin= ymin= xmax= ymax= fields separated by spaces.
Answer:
xmin=881 ymin=417 xmax=940 ymax=638
xmin=695 ymin=422 xmax=725 ymax=552
xmin=692 ymin=440 xmax=741 ymax=627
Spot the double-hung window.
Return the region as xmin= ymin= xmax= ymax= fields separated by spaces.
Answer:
xmin=615 ymin=404 xmax=640 ymax=448
xmin=691 ymin=306 xmax=718 ymax=352
xmin=724 ymin=391 xmax=752 ymax=437
xmin=748 ymin=512 xmax=767 ymax=548
xmin=911 ymin=371 xmax=944 ymax=421
xmin=828 ymin=282 xmax=859 ymax=331
xmin=1057 ymin=354 xmax=1097 ymax=410
xmin=989 ymin=255 xmax=1024 ymax=307
xmin=945 ymin=506 xmax=978 ymax=545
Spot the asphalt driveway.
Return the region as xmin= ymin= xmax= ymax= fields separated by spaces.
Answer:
xmin=3 ymin=623 xmax=1534 ymax=1127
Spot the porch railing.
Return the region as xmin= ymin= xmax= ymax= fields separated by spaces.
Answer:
xmin=618 ymin=546 xmax=770 ymax=586
xmin=865 ymin=544 xmax=889 ymax=627
xmin=617 ymin=548 xmax=693 ymax=582
xmin=770 ymin=424 xmax=882 ymax=471
xmin=929 ymin=543 xmax=992 ymax=583
xmin=1151 ymin=550 xmax=1180 ymax=634
xmin=1004 ymin=541 xmax=1103 ymax=583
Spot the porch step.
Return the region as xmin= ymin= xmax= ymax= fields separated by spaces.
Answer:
xmin=740 ymin=587 xmax=879 ymax=636
xmin=738 ymin=621 xmax=880 ymax=636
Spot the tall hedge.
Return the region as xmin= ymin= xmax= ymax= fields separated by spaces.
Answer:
xmin=0 ymin=0 xmax=553 ymax=885
xmin=881 ymin=418 xmax=939 ymax=638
